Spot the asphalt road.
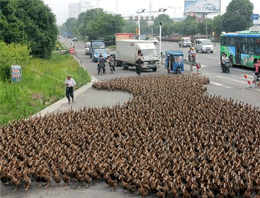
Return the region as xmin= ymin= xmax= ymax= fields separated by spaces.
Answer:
xmin=65 ymin=37 xmax=260 ymax=107
xmin=1 ymin=37 xmax=260 ymax=198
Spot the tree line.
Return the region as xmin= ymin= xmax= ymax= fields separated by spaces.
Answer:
xmin=60 ymin=9 xmax=125 ymax=41
xmin=61 ymin=0 xmax=253 ymax=40
xmin=124 ymin=0 xmax=253 ymax=38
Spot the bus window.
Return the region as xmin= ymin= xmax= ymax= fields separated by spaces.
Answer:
xmin=229 ymin=37 xmax=235 ymax=46
xmin=248 ymin=37 xmax=254 ymax=44
xmin=255 ymin=44 xmax=260 ymax=55
xmin=242 ymin=44 xmax=248 ymax=54
xmin=242 ymin=37 xmax=248 ymax=44
xmin=248 ymin=45 xmax=254 ymax=55
xmin=223 ymin=37 xmax=228 ymax=46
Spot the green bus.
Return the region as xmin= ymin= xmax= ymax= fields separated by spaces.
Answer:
xmin=220 ymin=30 xmax=260 ymax=68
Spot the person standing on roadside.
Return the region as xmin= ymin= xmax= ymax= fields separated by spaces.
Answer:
xmin=71 ymin=41 xmax=75 ymax=49
xmin=254 ymin=58 xmax=260 ymax=86
xmin=136 ymin=50 xmax=144 ymax=75
xmin=65 ymin=75 xmax=76 ymax=104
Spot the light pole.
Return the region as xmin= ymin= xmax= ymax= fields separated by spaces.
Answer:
xmin=136 ymin=9 xmax=145 ymax=40
xmin=159 ymin=21 xmax=163 ymax=65
xmin=205 ymin=13 xmax=208 ymax=39
xmin=116 ymin=0 xmax=118 ymax=14
xmin=136 ymin=8 xmax=167 ymax=40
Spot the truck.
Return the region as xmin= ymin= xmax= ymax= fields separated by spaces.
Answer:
xmin=89 ymin=40 xmax=105 ymax=58
xmin=116 ymin=40 xmax=159 ymax=72
xmin=178 ymin=37 xmax=192 ymax=48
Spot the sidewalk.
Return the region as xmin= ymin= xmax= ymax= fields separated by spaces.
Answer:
xmin=34 ymin=63 xmax=132 ymax=117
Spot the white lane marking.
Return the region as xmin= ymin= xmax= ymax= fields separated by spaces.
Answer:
xmin=232 ymin=68 xmax=254 ymax=73
xmin=229 ymin=74 xmax=254 ymax=80
xmin=210 ymin=81 xmax=223 ymax=86
xmin=216 ymin=75 xmax=247 ymax=84
xmin=210 ymin=81 xmax=233 ymax=89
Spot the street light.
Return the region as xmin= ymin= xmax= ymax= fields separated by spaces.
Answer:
xmin=136 ymin=8 xmax=167 ymax=41
xmin=136 ymin=9 xmax=146 ymax=40
xmin=159 ymin=21 xmax=163 ymax=65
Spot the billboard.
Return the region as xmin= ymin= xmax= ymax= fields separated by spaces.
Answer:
xmin=184 ymin=0 xmax=221 ymax=15
xmin=115 ymin=33 xmax=134 ymax=41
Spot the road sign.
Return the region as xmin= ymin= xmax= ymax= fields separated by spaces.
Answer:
xmin=251 ymin=14 xmax=259 ymax=20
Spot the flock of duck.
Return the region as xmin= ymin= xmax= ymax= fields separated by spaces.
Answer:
xmin=1 ymin=74 xmax=260 ymax=197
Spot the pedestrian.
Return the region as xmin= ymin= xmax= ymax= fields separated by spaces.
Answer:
xmin=136 ymin=50 xmax=144 ymax=75
xmin=254 ymin=58 xmax=260 ymax=86
xmin=65 ymin=74 xmax=76 ymax=104
xmin=98 ymin=54 xmax=105 ymax=75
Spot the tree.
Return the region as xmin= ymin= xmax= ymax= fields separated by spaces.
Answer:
xmin=0 ymin=0 xmax=58 ymax=59
xmin=222 ymin=0 xmax=253 ymax=32
xmin=123 ymin=21 xmax=137 ymax=34
xmin=82 ymin=13 xmax=125 ymax=39
xmin=153 ymin=14 xmax=173 ymax=35
xmin=212 ymin=15 xmax=223 ymax=36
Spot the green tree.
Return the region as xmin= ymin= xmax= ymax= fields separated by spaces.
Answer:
xmin=212 ymin=15 xmax=223 ymax=36
xmin=86 ymin=13 xmax=125 ymax=39
xmin=153 ymin=14 xmax=173 ymax=35
xmin=123 ymin=21 xmax=137 ymax=34
xmin=222 ymin=0 xmax=253 ymax=32
xmin=0 ymin=0 xmax=58 ymax=59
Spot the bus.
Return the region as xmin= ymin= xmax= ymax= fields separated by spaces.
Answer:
xmin=220 ymin=30 xmax=260 ymax=68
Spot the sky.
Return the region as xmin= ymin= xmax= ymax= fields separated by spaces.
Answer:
xmin=42 ymin=0 xmax=260 ymax=25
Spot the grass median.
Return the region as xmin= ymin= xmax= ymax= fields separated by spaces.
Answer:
xmin=0 ymin=53 xmax=91 ymax=126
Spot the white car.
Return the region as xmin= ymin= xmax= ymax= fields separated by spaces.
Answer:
xmin=195 ymin=39 xmax=214 ymax=53
xmin=148 ymin=37 xmax=159 ymax=45
xmin=85 ymin=42 xmax=91 ymax=55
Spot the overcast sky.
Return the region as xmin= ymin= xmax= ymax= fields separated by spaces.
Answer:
xmin=42 ymin=0 xmax=260 ymax=25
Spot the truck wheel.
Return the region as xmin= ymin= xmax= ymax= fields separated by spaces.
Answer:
xmin=152 ymin=68 xmax=157 ymax=72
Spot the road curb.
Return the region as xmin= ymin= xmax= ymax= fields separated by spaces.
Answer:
xmin=33 ymin=55 xmax=98 ymax=117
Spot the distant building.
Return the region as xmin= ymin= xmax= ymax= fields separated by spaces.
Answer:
xmin=250 ymin=19 xmax=260 ymax=31
xmin=69 ymin=1 xmax=92 ymax=19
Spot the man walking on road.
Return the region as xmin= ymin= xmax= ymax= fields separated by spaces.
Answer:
xmin=65 ymin=74 xmax=76 ymax=104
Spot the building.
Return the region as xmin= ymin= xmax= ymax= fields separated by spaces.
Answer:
xmin=69 ymin=1 xmax=92 ymax=19
xmin=250 ymin=19 xmax=260 ymax=31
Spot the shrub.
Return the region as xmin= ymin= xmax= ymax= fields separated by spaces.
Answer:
xmin=0 ymin=42 xmax=31 ymax=81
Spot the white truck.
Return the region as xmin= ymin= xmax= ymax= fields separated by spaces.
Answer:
xmin=116 ymin=40 xmax=159 ymax=72
xmin=178 ymin=37 xmax=192 ymax=48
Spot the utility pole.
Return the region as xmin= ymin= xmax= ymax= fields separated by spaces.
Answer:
xmin=116 ymin=0 xmax=118 ymax=14
xmin=137 ymin=8 xmax=167 ymax=40
xmin=95 ymin=0 xmax=101 ymax=15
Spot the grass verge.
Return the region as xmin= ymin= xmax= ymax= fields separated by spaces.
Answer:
xmin=0 ymin=53 xmax=91 ymax=126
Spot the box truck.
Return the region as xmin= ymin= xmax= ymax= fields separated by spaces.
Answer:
xmin=116 ymin=40 xmax=159 ymax=72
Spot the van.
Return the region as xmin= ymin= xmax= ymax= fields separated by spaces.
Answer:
xmin=85 ymin=42 xmax=91 ymax=55
xmin=178 ymin=37 xmax=192 ymax=48
xmin=195 ymin=39 xmax=214 ymax=53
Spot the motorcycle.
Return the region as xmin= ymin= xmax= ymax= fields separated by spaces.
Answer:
xmin=221 ymin=60 xmax=230 ymax=73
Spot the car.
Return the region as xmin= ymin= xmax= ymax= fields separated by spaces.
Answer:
xmin=178 ymin=37 xmax=192 ymax=48
xmin=148 ymin=37 xmax=159 ymax=45
xmin=72 ymin=37 xmax=78 ymax=42
xmin=85 ymin=42 xmax=91 ymax=55
xmin=195 ymin=39 xmax=214 ymax=53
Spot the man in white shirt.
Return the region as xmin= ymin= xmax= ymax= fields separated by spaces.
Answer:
xmin=65 ymin=74 xmax=76 ymax=104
